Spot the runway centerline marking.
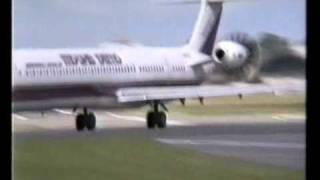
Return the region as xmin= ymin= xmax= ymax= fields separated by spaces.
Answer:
xmin=105 ymin=112 xmax=187 ymax=125
xmin=12 ymin=114 xmax=28 ymax=121
xmin=156 ymin=138 xmax=305 ymax=149
xmin=51 ymin=109 xmax=186 ymax=125
xmin=52 ymin=109 xmax=74 ymax=115
xmin=272 ymin=113 xmax=305 ymax=121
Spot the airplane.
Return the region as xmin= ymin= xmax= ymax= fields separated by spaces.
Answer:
xmin=12 ymin=0 xmax=305 ymax=131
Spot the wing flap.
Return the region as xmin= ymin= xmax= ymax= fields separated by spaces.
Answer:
xmin=116 ymin=81 xmax=305 ymax=103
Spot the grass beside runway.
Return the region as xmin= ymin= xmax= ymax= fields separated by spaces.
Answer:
xmin=13 ymin=138 xmax=303 ymax=180
xmin=114 ymin=94 xmax=305 ymax=118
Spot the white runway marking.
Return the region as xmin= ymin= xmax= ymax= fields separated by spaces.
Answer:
xmin=51 ymin=109 xmax=187 ymax=125
xmin=52 ymin=109 xmax=104 ymax=121
xmin=12 ymin=114 xmax=29 ymax=121
xmin=105 ymin=112 xmax=187 ymax=125
xmin=272 ymin=114 xmax=305 ymax=121
xmin=156 ymin=138 xmax=305 ymax=149
xmin=52 ymin=109 xmax=74 ymax=115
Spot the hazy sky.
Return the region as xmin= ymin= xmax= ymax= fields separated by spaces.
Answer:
xmin=13 ymin=0 xmax=305 ymax=48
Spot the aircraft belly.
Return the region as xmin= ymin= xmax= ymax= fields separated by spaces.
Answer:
xmin=12 ymin=96 xmax=127 ymax=111
xmin=12 ymin=79 xmax=200 ymax=111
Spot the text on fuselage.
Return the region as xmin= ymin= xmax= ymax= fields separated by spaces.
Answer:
xmin=60 ymin=53 xmax=122 ymax=66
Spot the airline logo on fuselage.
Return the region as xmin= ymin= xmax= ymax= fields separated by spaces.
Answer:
xmin=60 ymin=53 xmax=122 ymax=66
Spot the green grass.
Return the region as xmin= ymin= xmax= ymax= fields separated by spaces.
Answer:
xmin=13 ymin=138 xmax=304 ymax=180
xmin=115 ymin=94 xmax=305 ymax=117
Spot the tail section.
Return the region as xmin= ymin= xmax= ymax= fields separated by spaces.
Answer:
xmin=188 ymin=0 xmax=223 ymax=55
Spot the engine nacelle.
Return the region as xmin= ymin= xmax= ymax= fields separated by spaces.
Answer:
xmin=213 ymin=41 xmax=249 ymax=69
xmin=209 ymin=32 xmax=262 ymax=82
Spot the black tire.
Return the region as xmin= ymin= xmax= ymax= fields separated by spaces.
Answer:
xmin=86 ymin=113 xmax=96 ymax=131
xmin=76 ymin=114 xmax=86 ymax=131
xmin=157 ymin=112 xmax=167 ymax=129
xmin=146 ymin=111 xmax=155 ymax=129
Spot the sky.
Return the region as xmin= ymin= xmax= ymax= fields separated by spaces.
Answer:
xmin=13 ymin=0 xmax=305 ymax=48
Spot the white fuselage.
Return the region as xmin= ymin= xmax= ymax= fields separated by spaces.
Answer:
xmin=13 ymin=46 xmax=200 ymax=87
xmin=12 ymin=45 xmax=210 ymax=111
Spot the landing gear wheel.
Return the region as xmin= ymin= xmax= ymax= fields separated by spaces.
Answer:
xmin=157 ymin=112 xmax=167 ymax=129
xmin=86 ymin=113 xmax=96 ymax=131
xmin=76 ymin=114 xmax=86 ymax=131
xmin=147 ymin=111 xmax=156 ymax=129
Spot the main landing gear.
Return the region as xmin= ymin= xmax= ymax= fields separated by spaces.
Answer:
xmin=146 ymin=101 xmax=167 ymax=129
xmin=74 ymin=101 xmax=167 ymax=131
xmin=75 ymin=107 xmax=96 ymax=131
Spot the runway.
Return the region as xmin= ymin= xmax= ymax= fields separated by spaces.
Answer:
xmin=13 ymin=109 xmax=305 ymax=170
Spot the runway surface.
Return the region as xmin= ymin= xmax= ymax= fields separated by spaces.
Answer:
xmin=13 ymin=109 xmax=305 ymax=170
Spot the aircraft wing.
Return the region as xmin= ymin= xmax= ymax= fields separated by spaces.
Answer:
xmin=116 ymin=80 xmax=305 ymax=103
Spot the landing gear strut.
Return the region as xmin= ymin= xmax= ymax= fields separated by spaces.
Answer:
xmin=146 ymin=101 xmax=167 ymax=129
xmin=75 ymin=107 xmax=96 ymax=131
